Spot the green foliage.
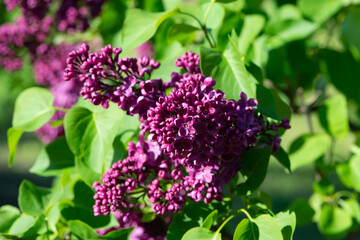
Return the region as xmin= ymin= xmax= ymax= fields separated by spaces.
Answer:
xmin=4 ymin=0 xmax=360 ymax=239
xmin=289 ymin=134 xmax=331 ymax=171
xmin=236 ymin=147 xmax=272 ymax=195
xmin=12 ymin=87 xmax=55 ymax=132
xmin=7 ymin=127 xmax=23 ymax=167
xmin=117 ymin=7 xmax=179 ymax=50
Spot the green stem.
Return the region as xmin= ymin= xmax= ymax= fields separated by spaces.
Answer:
xmin=214 ymin=208 xmax=253 ymax=236
xmin=54 ymin=106 xmax=68 ymax=112
xmin=44 ymin=216 xmax=50 ymax=240
xmin=178 ymin=11 xmax=216 ymax=48
xmin=240 ymin=208 xmax=254 ymax=221
xmin=203 ymin=0 xmax=216 ymax=27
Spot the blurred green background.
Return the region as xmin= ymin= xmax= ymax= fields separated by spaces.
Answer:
xmin=2 ymin=0 xmax=360 ymax=239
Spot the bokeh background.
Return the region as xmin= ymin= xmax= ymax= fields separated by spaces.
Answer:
xmin=1 ymin=0 xmax=360 ymax=239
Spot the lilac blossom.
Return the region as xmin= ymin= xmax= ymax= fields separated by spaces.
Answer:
xmin=64 ymin=43 xmax=165 ymax=121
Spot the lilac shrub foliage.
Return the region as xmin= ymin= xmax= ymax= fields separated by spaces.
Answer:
xmin=0 ymin=0 xmax=106 ymax=142
xmin=65 ymin=44 xmax=290 ymax=238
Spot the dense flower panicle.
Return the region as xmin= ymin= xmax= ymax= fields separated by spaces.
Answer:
xmin=64 ymin=43 xmax=165 ymax=121
xmin=0 ymin=16 xmax=53 ymax=71
xmin=93 ymin=51 xmax=290 ymax=222
xmin=0 ymin=0 xmax=105 ymax=73
xmin=33 ymin=43 xmax=78 ymax=86
xmin=56 ymin=0 xmax=106 ymax=33
xmin=5 ymin=0 xmax=53 ymax=19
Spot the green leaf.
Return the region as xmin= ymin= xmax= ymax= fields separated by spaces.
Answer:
xmin=200 ymin=47 xmax=223 ymax=77
xmin=202 ymin=210 xmax=218 ymax=229
xmin=212 ymin=35 xmax=257 ymax=99
xmin=64 ymin=104 xmax=123 ymax=178
xmin=49 ymin=119 xmax=64 ymax=127
xmin=182 ymin=227 xmax=221 ymax=240
xmin=238 ymin=15 xmax=265 ymax=54
xmin=288 ymin=199 xmax=315 ymax=226
xmin=298 ymin=0 xmax=342 ymax=23
xmin=253 ymin=215 xmax=283 ymax=240
xmin=256 ymin=86 xmax=291 ymax=121
xmin=273 ymin=211 xmax=296 ymax=240
xmin=117 ymin=7 xmax=179 ymax=50
xmin=0 ymin=205 xmax=20 ymax=233
xmin=318 ymin=204 xmax=352 ymax=238
xmin=216 ymin=0 xmax=237 ymax=2
xmin=7 ymin=214 xmax=46 ymax=237
xmin=342 ymin=8 xmax=360 ymax=56
xmin=323 ymin=50 xmax=360 ymax=103
xmin=30 ymin=137 xmax=74 ymax=176
xmin=336 ymin=153 xmax=360 ymax=192
xmin=101 ymin=227 xmax=134 ymax=239
xmin=235 ymin=214 xmax=283 ymax=240
xmin=59 ymin=180 xmax=118 ymax=229
xmin=236 ymin=147 xmax=272 ymax=195
xmin=318 ymin=94 xmax=349 ymax=139
xmin=201 ymin=3 xmax=225 ymax=29
xmin=267 ymin=20 xmax=317 ymax=48
xmin=8 ymin=215 xmax=38 ymax=236
xmin=265 ymin=5 xmax=317 ymax=47
xmin=7 ymin=127 xmax=23 ymax=167
xmin=273 ymin=147 xmax=291 ymax=172
xmin=313 ymin=179 xmax=334 ymax=195
xmin=68 ymin=220 xmax=99 ymax=239
xmin=166 ymin=199 xmax=232 ymax=240
xmin=233 ymin=218 xmax=259 ymax=240
xmin=13 ymin=87 xmax=55 ymax=132
xmin=99 ymin=0 xmax=127 ymax=44
xmin=289 ymin=134 xmax=331 ymax=171
xmin=18 ymin=180 xmax=52 ymax=216
xmin=168 ymin=23 xmax=198 ymax=45
xmin=340 ymin=198 xmax=360 ymax=224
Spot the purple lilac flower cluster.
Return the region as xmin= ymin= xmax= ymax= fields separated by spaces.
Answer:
xmin=0 ymin=0 xmax=106 ymax=71
xmin=64 ymin=43 xmax=165 ymax=121
xmin=57 ymin=0 xmax=106 ymax=33
xmin=87 ymin=48 xmax=290 ymax=227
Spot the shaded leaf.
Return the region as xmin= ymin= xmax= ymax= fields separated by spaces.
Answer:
xmin=18 ymin=180 xmax=52 ymax=216
xmin=318 ymin=204 xmax=352 ymax=238
xmin=288 ymin=199 xmax=315 ymax=226
xmin=233 ymin=218 xmax=259 ymax=240
xmin=202 ymin=210 xmax=218 ymax=229
xmin=236 ymin=147 xmax=272 ymax=195
xmin=0 ymin=205 xmax=20 ymax=233
xmin=7 ymin=127 xmax=23 ymax=167
xmin=273 ymin=147 xmax=291 ymax=172
xmin=30 ymin=137 xmax=74 ymax=176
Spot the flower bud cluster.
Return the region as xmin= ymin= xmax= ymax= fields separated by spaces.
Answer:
xmin=90 ymin=50 xmax=290 ymax=222
xmin=64 ymin=43 xmax=165 ymax=121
